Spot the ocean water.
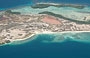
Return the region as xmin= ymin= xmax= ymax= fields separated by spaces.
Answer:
xmin=0 ymin=0 xmax=90 ymax=58
xmin=0 ymin=0 xmax=90 ymax=9
xmin=0 ymin=33 xmax=90 ymax=58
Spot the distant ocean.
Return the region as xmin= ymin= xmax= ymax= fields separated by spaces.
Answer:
xmin=0 ymin=0 xmax=90 ymax=58
xmin=0 ymin=0 xmax=90 ymax=9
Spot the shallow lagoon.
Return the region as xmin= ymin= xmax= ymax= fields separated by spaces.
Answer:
xmin=11 ymin=5 xmax=90 ymax=21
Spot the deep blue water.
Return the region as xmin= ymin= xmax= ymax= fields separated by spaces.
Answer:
xmin=0 ymin=0 xmax=90 ymax=9
xmin=0 ymin=35 xmax=90 ymax=58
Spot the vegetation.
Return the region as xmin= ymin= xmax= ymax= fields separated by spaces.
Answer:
xmin=39 ymin=11 xmax=90 ymax=24
xmin=31 ymin=3 xmax=85 ymax=9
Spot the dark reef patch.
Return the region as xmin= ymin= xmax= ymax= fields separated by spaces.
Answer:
xmin=31 ymin=3 xmax=85 ymax=9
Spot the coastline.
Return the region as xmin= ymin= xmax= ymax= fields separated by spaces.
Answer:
xmin=40 ymin=31 xmax=90 ymax=34
xmin=0 ymin=31 xmax=90 ymax=46
xmin=11 ymin=33 xmax=35 ymax=42
xmin=0 ymin=34 xmax=35 ymax=46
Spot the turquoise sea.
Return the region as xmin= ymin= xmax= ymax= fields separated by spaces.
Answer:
xmin=0 ymin=0 xmax=90 ymax=58
xmin=0 ymin=33 xmax=90 ymax=58
xmin=0 ymin=0 xmax=90 ymax=10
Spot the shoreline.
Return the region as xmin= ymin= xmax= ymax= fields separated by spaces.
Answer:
xmin=40 ymin=31 xmax=90 ymax=34
xmin=11 ymin=33 xmax=35 ymax=42
xmin=0 ymin=34 xmax=35 ymax=46
xmin=0 ymin=31 xmax=90 ymax=46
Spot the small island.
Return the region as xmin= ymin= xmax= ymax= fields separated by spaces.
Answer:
xmin=31 ymin=3 xmax=85 ymax=9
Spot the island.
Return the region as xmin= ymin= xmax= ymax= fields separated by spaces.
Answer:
xmin=31 ymin=3 xmax=85 ymax=9
xmin=0 ymin=3 xmax=90 ymax=45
